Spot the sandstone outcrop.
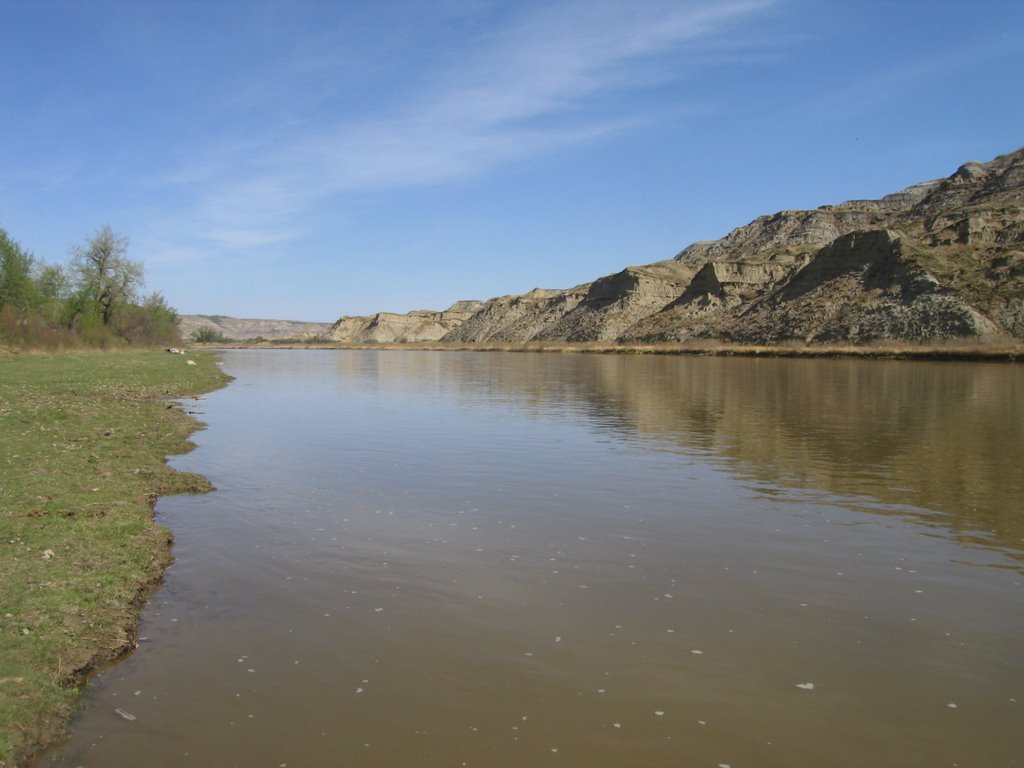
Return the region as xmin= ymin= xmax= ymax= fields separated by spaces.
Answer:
xmin=178 ymin=315 xmax=331 ymax=341
xmin=443 ymin=288 xmax=588 ymax=343
xmin=325 ymin=302 xmax=484 ymax=343
xmin=725 ymin=229 xmax=997 ymax=343
xmin=324 ymin=147 xmax=1023 ymax=345
xmin=534 ymin=262 xmax=697 ymax=342
xmin=623 ymin=148 xmax=1023 ymax=343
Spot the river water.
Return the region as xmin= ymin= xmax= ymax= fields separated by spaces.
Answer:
xmin=44 ymin=351 xmax=1023 ymax=767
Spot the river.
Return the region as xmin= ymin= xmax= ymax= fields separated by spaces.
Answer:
xmin=43 ymin=350 xmax=1024 ymax=767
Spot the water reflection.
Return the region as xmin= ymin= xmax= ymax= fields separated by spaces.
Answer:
xmin=332 ymin=351 xmax=1023 ymax=561
xmin=43 ymin=351 xmax=1023 ymax=768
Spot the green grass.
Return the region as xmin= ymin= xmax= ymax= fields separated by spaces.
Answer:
xmin=0 ymin=350 xmax=229 ymax=766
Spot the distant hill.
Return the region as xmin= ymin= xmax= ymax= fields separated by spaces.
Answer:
xmin=323 ymin=146 xmax=1024 ymax=345
xmin=178 ymin=315 xmax=331 ymax=341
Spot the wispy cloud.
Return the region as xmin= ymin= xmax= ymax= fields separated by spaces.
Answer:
xmin=155 ymin=0 xmax=776 ymax=259
xmin=802 ymin=30 xmax=1023 ymax=123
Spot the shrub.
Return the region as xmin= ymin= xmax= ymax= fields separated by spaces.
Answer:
xmin=190 ymin=326 xmax=228 ymax=343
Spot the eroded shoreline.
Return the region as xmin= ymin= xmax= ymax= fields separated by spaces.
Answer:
xmin=194 ymin=339 xmax=1024 ymax=362
xmin=0 ymin=351 xmax=229 ymax=767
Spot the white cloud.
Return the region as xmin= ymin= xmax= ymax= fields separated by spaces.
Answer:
xmin=158 ymin=0 xmax=776 ymax=259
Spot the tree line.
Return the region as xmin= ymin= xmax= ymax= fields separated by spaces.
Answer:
xmin=0 ymin=225 xmax=180 ymax=349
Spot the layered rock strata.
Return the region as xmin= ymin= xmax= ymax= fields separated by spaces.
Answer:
xmin=325 ymin=303 xmax=484 ymax=343
xmin=326 ymin=147 xmax=1023 ymax=345
xmin=178 ymin=315 xmax=332 ymax=341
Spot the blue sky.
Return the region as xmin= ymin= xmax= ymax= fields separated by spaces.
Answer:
xmin=1 ymin=0 xmax=1021 ymax=322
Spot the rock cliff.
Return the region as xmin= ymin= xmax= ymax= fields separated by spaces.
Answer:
xmin=328 ymin=147 xmax=1023 ymax=345
xmin=324 ymin=302 xmax=484 ymax=343
xmin=623 ymin=147 xmax=1023 ymax=343
xmin=178 ymin=315 xmax=332 ymax=341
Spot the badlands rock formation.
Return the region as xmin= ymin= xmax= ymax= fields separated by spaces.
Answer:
xmin=325 ymin=147 xmax=1023 ymax=345
xmin=179 ymin=315 xmax=331 ymax=341
xmin=326 ymin=302 xmax=483 ymax=343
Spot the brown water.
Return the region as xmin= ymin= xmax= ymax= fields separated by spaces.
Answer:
xmin=43 ymin=351 xmax=1024 ymax=767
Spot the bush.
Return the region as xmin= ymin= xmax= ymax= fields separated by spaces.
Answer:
xmin=1 ymin=224 xmax=184 ymax=350
xmin=190 ymin=326 xmax=228 ymax=343
xmin=117 ymin=293 xmax=181 ymax=347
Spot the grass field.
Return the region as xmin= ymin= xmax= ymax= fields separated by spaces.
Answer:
xmin=0 ymin=350 xmax=228 ymax=766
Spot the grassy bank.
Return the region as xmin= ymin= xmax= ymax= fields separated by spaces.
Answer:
xmin=194 ymin=338 xmax=1024 ymax=362
xmin=0 ymin=350 xmax=229 ymax=766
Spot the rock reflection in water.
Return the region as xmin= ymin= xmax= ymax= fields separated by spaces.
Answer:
xmin=44 ymin=351 xmax=1023 ymax=768
xmin=335 ymin=351 xmax=1024 ymax=559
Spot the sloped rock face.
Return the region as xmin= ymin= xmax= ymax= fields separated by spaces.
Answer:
xmin=325 ymin=302 xmax=482 ymax=343
xmin=534 ymin=262 xmax=697 ymax=342
xmin=619 ymin=260 xmax=793 ymax=342
xmin=727 ymin=230 xmax=998 ymax=343
xmin=673 ymin=260 xmax=793 ymax=315
xmin=893 ymin=150 xmax=1024 ymax=338
xmin=329 ymin=146 xmax=1023 ymax=345
xmin=178 ymin=315 xmax=331 ymax=341
xmin=673 ymin=180 xmax=939 ymax=267
xmin=624 ymin=147 xmax=1024 ymax=343
xmin=443 ymin=288 xmax=588 ymax=343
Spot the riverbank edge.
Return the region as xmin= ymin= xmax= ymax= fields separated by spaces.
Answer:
xmin=1 ymin=351 xmax=230 ymax=768
xmin=193 ymin=339 xmax=1024 ymax=362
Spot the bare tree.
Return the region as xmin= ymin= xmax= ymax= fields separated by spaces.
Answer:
xmin=70 ymin=226 xmax=144 ymax=325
